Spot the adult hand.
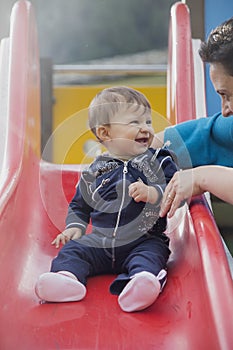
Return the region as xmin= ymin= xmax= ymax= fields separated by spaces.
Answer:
xmin=159 ymin=169 xmax=202 ymax=218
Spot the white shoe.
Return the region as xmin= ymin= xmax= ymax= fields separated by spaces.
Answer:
xmin=118 ymin=271 xmax=160 ymax=312
xmin=35 ymin=271 xmax=86 ymax=302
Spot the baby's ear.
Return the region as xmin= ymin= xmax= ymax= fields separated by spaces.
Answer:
xmin=96 ymin=125 xmax=111 ymax=142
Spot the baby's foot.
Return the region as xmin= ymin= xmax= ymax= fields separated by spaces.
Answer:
xmin=35 ymin=271 xmax=86 ymax=302
xmin=118 ymin=271 xmax=160 ymax=312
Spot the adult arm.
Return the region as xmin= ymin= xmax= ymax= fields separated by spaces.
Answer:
xmin=159 ymin=165 xmax=233 ymax=218
xmin=152 ymin=131 xmax=164 ymax=148
xmin=153 ymin=113 xmax=233 ymax=169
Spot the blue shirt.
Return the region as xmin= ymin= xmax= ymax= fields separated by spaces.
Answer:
xmin=164 ymin=113 xmax=233 ymax=169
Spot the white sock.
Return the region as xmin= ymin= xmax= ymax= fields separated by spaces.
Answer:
xmin=35 ymin=271 xmax=86 ymax=303
xmin=118 ymin=271 xmax=161 ymax=312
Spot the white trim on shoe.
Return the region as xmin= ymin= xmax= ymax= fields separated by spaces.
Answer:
xmin=118 ymin=271 xmax=161 ymax=312
xmin=157 ymin=269 xmax=167 ymax=290
xmin=35 ymin=271 xmax=86 ymax=303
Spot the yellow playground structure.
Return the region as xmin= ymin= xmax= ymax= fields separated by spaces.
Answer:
xmin=52 ymin=84 xmax=167 ymax=164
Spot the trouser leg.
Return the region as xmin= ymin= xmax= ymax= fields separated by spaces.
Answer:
xmin=51 ymin=239 xmax=113 ymax=285
xmin=110 ymin=236 xmax=170 ymax=295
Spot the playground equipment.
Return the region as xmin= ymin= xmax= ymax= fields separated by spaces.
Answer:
xmin=0 ymin=1 xmax=232 ymax=349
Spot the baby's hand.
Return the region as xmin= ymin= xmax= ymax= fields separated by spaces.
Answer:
xmin=51 ymin=227 xmax=82 ymax=248
xmin=129 ymin=181 xmax=154 ymax=202
xmin=129 ymin=181 xmax=159 ymax=204
xmin=129 ymin=181 xmax=147 ymax=202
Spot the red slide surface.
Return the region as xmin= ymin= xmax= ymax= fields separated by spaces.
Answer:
xmin=0 ymin=1 xmax=232 ymax=349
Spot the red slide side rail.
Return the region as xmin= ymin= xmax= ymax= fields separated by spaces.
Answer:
xmin=190 ymin=196 xmax=233 ymax=349
xmin=0 ymin=0 xmax=40 ymax=211
xmin=167 ymin=2 xmax=196 ymax=124
xmin=167 ymin=3 xmax=233 ymax=349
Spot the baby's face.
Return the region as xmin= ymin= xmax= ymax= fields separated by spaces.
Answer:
xmin=106 ymin=110 xmax=154 ymax=159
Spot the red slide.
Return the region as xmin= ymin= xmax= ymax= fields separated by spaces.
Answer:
xmin=0 ymin=1 xmax=232 ymax=349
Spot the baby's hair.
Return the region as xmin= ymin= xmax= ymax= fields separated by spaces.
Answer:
xmin=199 ymin=17 xmax=233 ymax=76
xmin=88 ymin=86 xmax=151 ymax=137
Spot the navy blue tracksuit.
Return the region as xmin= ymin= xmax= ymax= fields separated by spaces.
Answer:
xmin=51 ymin=148 xmax=178 ymax=294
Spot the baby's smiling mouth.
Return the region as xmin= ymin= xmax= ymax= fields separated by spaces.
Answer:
xmin=135 ymin=137 xmax=149 ymax=145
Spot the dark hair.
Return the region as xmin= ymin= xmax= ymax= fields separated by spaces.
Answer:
xmin=199 ymin=17 xmax=233 ymax=76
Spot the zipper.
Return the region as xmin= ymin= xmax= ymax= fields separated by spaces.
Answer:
xmin=112 ymin=161 xmax=128 ymax=267
xmin=91 ymin=178 xmax=110 ymax=201
xmin=112 ymin=161 xmax=128 ymax=237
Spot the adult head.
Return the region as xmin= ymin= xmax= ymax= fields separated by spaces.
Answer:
xmin=199 ymin=17 xmax=233 ymax=117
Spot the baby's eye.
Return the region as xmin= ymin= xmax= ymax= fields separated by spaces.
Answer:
xmin=129 ymin=120 xmax=139 ymax=125
xmin=146 ymin=120 xmax=152 ymax=125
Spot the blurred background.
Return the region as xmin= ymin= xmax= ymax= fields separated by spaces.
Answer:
xmin=0 ymin=0 xmax=209 ymax=90
xmin=0 ymin=0 xmax=177 ymax=64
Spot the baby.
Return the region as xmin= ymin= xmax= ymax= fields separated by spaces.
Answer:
xmin=35 ymin=86 xmax=178 ymax=312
